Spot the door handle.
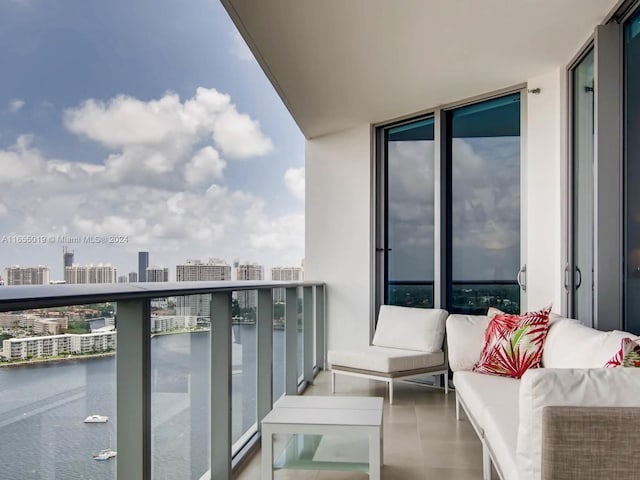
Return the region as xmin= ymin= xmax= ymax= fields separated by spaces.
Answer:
xmin=564 ymin=264 xmax=570 ymax=291
xmin=575 ymin=267 xmax=582 ymax=289
xmin=517 ymin=264 xmax=527 ymax=292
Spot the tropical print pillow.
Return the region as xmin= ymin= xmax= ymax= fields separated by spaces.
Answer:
xmin=473 ymin=306 xmax=551 ymax=378
xmin=605 ymin=337 xmax=640 ymax=368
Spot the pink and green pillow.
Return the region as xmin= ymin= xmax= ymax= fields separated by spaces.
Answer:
xmin=604 ymin=337 xmax=640 ymax=368
xmin=473 ymin=306 xmax=551 ymax=379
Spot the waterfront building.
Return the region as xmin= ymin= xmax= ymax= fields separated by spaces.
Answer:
xmin=151 ymin=315 xmax=197 ymax=333
xmin=117 ymin=275 xmax=128 ymax=283
xmin=146 ymin=266 xmax=169 ymax=282
xmin=4 ymin=266 xmax=50 ymax=286
xmin=0 ymin=313 xmax=22 ymax=330
xmin=271 ymin=266 xmax=304 ymax=302
xmin=128 ymin=271 xmax=138 ymax=283
xmin=138 ymin=251 xmax=149 ymax=282
xmin=1 ymin=331 xmax=117 ymax=360
xmin=64 ymin=264 xmax=117 ymax=284
xmin=176 ymin=259 xmax=231 ymax=317
xmin=234 ymin=262 xmax=264 ymax=310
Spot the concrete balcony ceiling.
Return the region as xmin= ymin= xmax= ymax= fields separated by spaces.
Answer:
xmin=222 ymin=0 xmax=618 ymax=139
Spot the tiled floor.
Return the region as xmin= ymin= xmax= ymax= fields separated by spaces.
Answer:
xmin=235 ymin=372 xmax=488 ymax=479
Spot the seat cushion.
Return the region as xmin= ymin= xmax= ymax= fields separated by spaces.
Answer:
xmin=453 ymin=371 xmax=520 ymax=430
xmin=454 ymin=371 xmax=520 ymax=480
xmin=328 ymin=346 xmax=444 ymax=373
xmin=372 ymin=306 xmax=447 ymax=353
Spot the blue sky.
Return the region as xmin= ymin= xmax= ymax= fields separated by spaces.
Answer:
xmin=0 ymin=0 xmax=305 ymax=280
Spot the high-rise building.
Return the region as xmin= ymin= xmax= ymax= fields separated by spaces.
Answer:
xmin=128 ymin=272 xmax=138 ymax=283
xmin=64 ymin=264 xmax=116 ymax=284
xmin=138 ymin=251 xmax=149 ymax=282
xmin=117 ymin=275 xmax=128 ymax=283
xmin=63 ymin=247 xmax=74 ymax=272
xmin=4 ymin=266 xmax=50 ymax=285
xmin=176 ymin=259 xmax=231 ymax=317
xmin=146 ymin=266 xmax=169 ymax=282
xmin=271 ymin=266 xmax=304 ymax=302
xmin=234 ymin=262 xmax=264 ymax=310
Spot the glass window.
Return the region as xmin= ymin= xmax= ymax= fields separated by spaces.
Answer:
xmin=448 ymin=93 xmax=521 ymax=314
xmin=384 ymin=118 xmax=435 ymax=308
xmin=625 ymin=10 xmax=640 ymax=334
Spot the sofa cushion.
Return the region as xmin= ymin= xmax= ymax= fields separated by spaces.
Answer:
xmin=517 ymin=368 xmax=640 ymax=480
xmin=473 ymin=307 xmax=550 ymax=378
xmin=483 ymin=392 xmax=519 ymax=480
xmin=542 ymin=318 xmax=632 ymax=368
xmin=446 ymin=314 xmax=489 ymax=371
xmin=453 ymin=370 xmax=520 ymax=429
xmin=328 ymin=346 xmax=444 ymax=373
xmin=372 ymin=306 xmax=447 ymax=353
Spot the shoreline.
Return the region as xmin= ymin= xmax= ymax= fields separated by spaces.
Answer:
xmin=0 ymin=328 xmax=207 ymax=368
xmin=0 ymin=351 xmax=116 ymax=368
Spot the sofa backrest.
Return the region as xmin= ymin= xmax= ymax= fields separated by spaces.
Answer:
xmin=372 ymin=306 xmax=448 ymax=353
xmin=445 ymin=314 xmax=489 ymax=371
xmin=518 ymin=368 xmax=640 ymax=480
xmin=542 ymin=317 xmax=633 ymax=368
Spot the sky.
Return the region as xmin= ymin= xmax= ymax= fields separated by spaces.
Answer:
xmin=0 ymin=0 xmax=306 ymax=281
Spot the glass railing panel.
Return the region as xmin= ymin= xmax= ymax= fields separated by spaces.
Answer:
xmin=151 ymin=295 xmax=210 ymax=480
xmin=0 ymin=303 xmax=116 ymax=479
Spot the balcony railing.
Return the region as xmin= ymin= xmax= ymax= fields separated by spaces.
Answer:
xmin=0 ymin=280 xmax=326 ymax=480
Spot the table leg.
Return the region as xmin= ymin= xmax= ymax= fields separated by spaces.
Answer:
xmin=369 ymin=427 xmax=381 ymax=480
xmin=261 ymin=427 xmax=274 ymax=480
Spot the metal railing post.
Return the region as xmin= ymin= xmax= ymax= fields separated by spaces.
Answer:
xmin=284 ymin=287 xmax=298 ymax=395
xmin=116 ymin=299 xmax=151 ymax=480
xmin=314 ymin=285 xmax=326 ymax=370
xmin=303 ymin=286 xmax=314 ymax=385
xmin=256 ymin=288 xmax=274 ymax=428
xmin=210 ymin=291 xmax=232 ymax=479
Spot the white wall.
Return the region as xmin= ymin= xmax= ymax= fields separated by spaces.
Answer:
xmin=305 ymin=124 xmax=373 ymax=351
xmin=525 ymin=69 xmax=566 ymax=313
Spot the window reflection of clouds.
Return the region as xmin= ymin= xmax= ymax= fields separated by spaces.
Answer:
xmin=451 ymin=136 xmax=520 ymax=280
xmin=388 ymin=139 xmax=435 ymax=281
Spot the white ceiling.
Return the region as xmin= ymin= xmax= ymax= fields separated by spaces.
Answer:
xmin=223 ymin=0 xmax=618 ymax=139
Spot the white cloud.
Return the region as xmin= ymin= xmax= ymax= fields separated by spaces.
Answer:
xmin=184 ymin=147 xmax=226 ymax=186
xmin=284 ymin=167 xmax=305 ymax=201
xmin=230 ymin=31 xmax=255 ymax=62
xmin=8 ymin=99 xmax=25 ymax=113
xmin=0 ymin=87 xmax=302 ymax=276
xmin=63 ymin=87 xmax=272 ymax=159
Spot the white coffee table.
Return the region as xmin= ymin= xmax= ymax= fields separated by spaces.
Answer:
xmin=261 ymin=395 xmax=384 ymax=479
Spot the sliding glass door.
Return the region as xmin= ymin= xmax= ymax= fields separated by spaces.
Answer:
xmin=570 ymin=49 xmax=595 ymax=326
xmin=382 ymin=118 xmax=435 ymax=308
xmin=447 ymin=93 xmax=522 ymax=314
xmin=625 ymin=10 xmax=640 ymax=334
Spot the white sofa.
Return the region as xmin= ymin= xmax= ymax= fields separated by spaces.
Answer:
xmin=447 ymin=313 xmax=640 ymax=480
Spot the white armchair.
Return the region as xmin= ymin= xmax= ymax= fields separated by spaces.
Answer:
xmin=328 ymin=305 xmax=449 ymax=403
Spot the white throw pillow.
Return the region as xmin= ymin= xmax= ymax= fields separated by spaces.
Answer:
xmin=372 ymin=305 xmax=447 ymax=353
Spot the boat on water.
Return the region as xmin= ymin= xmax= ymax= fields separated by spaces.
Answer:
xmin=92 ymin=449 xmax=117 ymax=461
xmin=84 ymin=414 xmax=108 ymax=423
